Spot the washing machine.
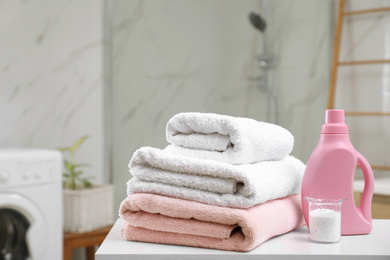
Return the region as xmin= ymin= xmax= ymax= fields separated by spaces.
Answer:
xmin=0 ymin=149 xmax=62 ymax=260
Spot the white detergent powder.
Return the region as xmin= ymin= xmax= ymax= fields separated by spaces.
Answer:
xmin=309 ymin=208 xmax=341 ymax=242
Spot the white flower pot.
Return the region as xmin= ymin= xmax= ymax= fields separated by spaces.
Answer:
xmin=63 ymin=184 xmax=114 ymax=233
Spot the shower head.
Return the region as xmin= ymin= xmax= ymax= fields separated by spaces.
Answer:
xmin=249 ymin=11 xmax=266 ymax=33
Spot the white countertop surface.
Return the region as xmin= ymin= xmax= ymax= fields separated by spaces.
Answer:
xmin=96 ymin=218 xmax=390 ymax=260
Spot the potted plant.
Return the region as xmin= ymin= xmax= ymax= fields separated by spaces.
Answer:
xmin=58 ymin=136 xmax=113 ymax=233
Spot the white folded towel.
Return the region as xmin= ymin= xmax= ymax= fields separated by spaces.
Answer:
xmin=127 ymin=147 xmax=305 ymax=208
xmin=166 ymin=112 xmax=294 ymax=164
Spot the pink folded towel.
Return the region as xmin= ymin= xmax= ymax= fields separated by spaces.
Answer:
xmin=119 ymin=193 xmax=305 ymax=252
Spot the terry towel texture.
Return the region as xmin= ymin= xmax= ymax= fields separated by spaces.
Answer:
xmin=119 ymin=193 xmax=305 ymax=252
xmin=127 ymin=146 xmax=305 ymax=208
xmin=120 ymin=112 xmax=306 ymax=251
xmin=166 ymin=112 xmax=294 ymax=164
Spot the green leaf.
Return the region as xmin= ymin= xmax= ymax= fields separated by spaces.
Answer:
xmin=57 ymin=147 xmax=70 ymax=153
xmin=73 ymin=171 xmax=82 ymax=177
xmin=82 ymin=178 xmax=93 ymax=188
xmin=70 ymin=135 xmax=89 ymax=155
xmin=64 ymin=160 xmax=74 ymax=173
xmin=58 ymin=135 xmax=91 ymax=190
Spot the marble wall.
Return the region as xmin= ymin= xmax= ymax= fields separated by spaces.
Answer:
xmin=108 ymin=0 xmax=332 ymax=210
xmin=0 ymin=0 xmax=105 ymax=183
xmin=266 ymin=0 xmax=332 ymax=161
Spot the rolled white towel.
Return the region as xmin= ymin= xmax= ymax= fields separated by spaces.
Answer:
xmin=166 ymin=112 xmax=294 ymax=164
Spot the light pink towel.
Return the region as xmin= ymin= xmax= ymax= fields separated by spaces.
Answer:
xmin=119 ymin=193 xmax=305 ymax=252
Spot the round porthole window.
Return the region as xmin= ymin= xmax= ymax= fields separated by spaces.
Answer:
xmin=0 ymin=208 xmax=31 ymax=260
xmin=0 ymin=194 xmax=47 ymax=260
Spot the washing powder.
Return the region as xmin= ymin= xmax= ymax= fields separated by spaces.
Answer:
xmin=309 ymin=208 xmax=341 ymax=243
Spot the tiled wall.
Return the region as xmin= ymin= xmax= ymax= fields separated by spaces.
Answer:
xmin=0 ymin=0 xmax=105 ymax=183
xmin=108 ymin=0 xmax=332 ymax=209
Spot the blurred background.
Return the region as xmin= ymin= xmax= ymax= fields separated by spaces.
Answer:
xmin=1 ymin=0 xmax=389 ymax=227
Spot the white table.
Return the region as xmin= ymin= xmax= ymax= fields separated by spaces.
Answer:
xmin=96 ymin=218 xmax=390 ymax=259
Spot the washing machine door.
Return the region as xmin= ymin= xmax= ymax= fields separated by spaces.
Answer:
xmin=0 ymin=194 xmax=47 ymax=260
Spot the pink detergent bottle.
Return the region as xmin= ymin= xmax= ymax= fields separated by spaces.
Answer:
xmin=301 ymin=109 xmax=375 ymax=235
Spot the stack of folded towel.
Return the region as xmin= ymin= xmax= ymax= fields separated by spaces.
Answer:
xmin=119 ymin=112 xmax=306 ymax=252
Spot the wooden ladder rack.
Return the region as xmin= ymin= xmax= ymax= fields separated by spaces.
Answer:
xmin=328 ymin=0 xmax=390 ymax=171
